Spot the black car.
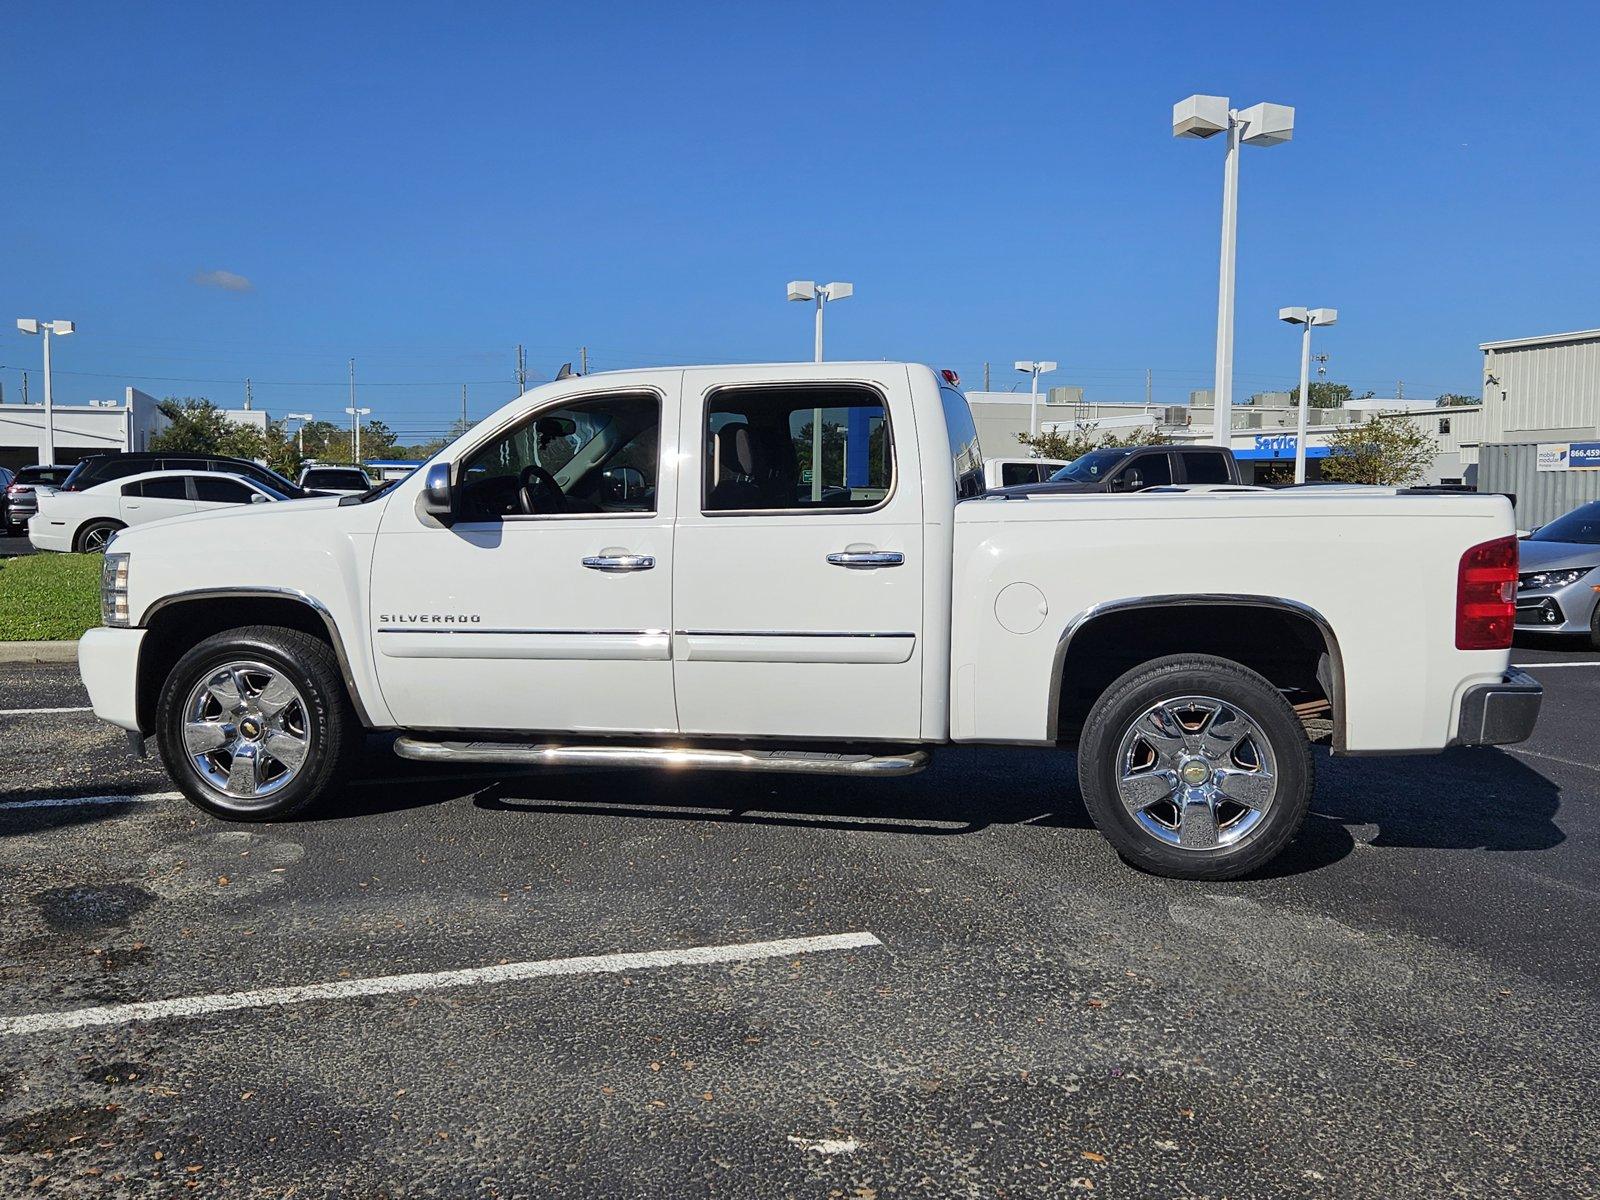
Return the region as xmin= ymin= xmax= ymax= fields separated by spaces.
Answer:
xmin=993 ymin=444 xmax=1240 ymax=496
xmin=5 ymin=465 xmax=75 ymax=532
xmin=58 ymin=453 xmax=308 ymax=499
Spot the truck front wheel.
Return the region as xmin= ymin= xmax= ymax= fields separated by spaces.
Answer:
xmin=1077 ymin=654 xmax=1313 ymax=880
xmin=155 ymin=625 xmax=361 ymax=821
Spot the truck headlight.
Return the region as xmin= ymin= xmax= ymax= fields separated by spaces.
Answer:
xmin=1520 ymin=566 xmax=1592 ymax=590
xmin=101 ymin=552 xmax=131 ymax=627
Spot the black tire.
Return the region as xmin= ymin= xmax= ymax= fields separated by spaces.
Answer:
xmin=1077 ymin=654 xmax=1314 ymax=881
xmin=1587 ymin=603 xmax=1600 ymax=651
xmin=73 ymin=519 xmax=125 ymax=553
xmin=155 ymin=625 xmax=361 ymax=821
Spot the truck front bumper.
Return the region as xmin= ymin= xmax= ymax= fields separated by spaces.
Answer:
xmin=1453 ymin=669 xmax=1542 ymax=747
xmin=78 ymin=626 xmax=146 ymax=733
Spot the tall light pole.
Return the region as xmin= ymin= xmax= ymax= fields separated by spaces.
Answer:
xmin=787 ymin=280 xmax=854 ymax=500
xmin=15 ymin=318 xmax=75 ymax=465
xmin=1014 ymin=360 xmax=1059 ymax=440
xmin=1278 ymin=308 xmax=1338 ymax=483
xmin=1173 ymin=95 xmax=1295 ymax=443
xmin=345 ymin=406 xmax=371 ymax=464
xmin=284 ymin=412 xmax=314 ymax=457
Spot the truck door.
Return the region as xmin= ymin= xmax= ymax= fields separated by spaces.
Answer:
xmin=368 ymin=381 xmax=680 ymax=734
xmin=671 ymin=367 xmax=925 ymax=741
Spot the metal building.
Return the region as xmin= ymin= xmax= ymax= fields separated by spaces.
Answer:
xmin=1479 ymin=328 xmax=1600 ymax=443
xmin=1473 ymin=329 xmax=1600 ymax=523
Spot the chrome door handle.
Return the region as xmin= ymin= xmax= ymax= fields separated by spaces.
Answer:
xmin=826 ymin=550 xmax=905 ymax=568
xmin=582 ymin=554 xmax=655 ymax=572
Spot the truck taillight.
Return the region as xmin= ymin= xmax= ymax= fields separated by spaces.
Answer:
xmin=1456 ymin=535 xmax=1518 ymax=650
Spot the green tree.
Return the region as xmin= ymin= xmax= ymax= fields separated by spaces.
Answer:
xmin=1434 ymin=392 xmax=1478 ymax=407
xmin=1015 ymin=423 xmax=1170 ymax=462
xmin=1318 ymin=416 xmax=1437 ymax=485
xmin=150 ymin=398 xmax=267 ymax=460
xmin=393 ymin=417 xmax=477 ymax=462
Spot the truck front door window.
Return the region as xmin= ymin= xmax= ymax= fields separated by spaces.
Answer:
xmin=1118 ymin=454 xmax=1172 ymax=491
xmin=457 ymin=392 xmax=660 ymax=520
xmin=702 ymin=386 xmax=892 ymax=512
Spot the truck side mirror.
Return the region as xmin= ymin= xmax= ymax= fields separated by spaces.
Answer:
xmin=419 ymin=463 xmax=454 ymax=524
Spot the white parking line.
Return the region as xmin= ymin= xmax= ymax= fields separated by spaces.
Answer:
xmin=0 ymin=705 xmax=94 ymax=716
xmin=1513 ymin=660 xmax=1600 ymax=669
xmin=0 ymin=931 xmax=883 ymax=1037
xmin=0 ymin=791 xmax=179 ymax=812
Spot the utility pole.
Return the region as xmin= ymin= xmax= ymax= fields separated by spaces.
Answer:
xmin=1396 ymin=379 xmax=1405 ymax=403
xmin=580 ymin=346 xmax=588 ymax=375
xmin=20 ymin=371 xmax=27 ymax=405
xmin=516 ymin=344 xmax=526 ymax=393
xmin=1146 ymin=368 xmax=1153 ymax=407
xmin=983 ymin=362 xmax=990 ymax=391
xmin=461 ymin=383 xmax=468 ymax=430
xmin=244 ymin=378 xmax=253 ymax=411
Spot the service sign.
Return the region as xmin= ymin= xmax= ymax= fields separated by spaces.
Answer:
xmin=1537 ymin=444 xmax=1570 ymax=472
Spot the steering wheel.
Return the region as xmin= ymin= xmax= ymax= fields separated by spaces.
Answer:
xmin=517 ymin=464 xmax=565 ymax=514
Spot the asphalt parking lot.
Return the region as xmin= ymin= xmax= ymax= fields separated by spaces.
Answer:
xmin=0 ymin=642 xmax=1596 ymax=1198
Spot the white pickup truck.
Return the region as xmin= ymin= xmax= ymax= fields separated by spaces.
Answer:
xmin=78 ymin=363 xmax=1541 ymax=879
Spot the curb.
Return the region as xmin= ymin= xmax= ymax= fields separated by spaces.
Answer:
xmin=0 ymin=641 xmax=80 ymax=663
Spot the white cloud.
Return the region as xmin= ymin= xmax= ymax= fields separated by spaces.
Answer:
xmin=191 ymin=268 xmax=254 ymax=293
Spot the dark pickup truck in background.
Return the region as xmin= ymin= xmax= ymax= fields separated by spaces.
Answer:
xmin=995 ymin=443 xmax=1240 ymax=495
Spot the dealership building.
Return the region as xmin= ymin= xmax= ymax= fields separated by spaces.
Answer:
xmin=0 ymin=388 xmax=274 ymax=474
xmin=0 ymin=388 xmax=169 ymax=473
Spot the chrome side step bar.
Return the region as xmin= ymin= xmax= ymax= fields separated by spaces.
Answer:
xmin=392 ymin=737 xmax=930 ymax=777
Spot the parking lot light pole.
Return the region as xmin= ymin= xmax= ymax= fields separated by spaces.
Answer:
xmin=284 ymin=412 xmax=314 ymax=456
xmin=1173 ymin=96 xmax=1295 ymax=443
xmin=1278 ymin=307 xmax=1338 ymax=483
xmin=787 ymin=280 xmax=854 ymax=500
xmin=344 ymin=406 xmax=371 ymax=465
xmin=15 ymin=318 xmax=75 ymax=466
xmin=1014 ymin=360 xmax=1058 ymax=440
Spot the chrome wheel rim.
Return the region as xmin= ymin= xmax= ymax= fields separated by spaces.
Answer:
xmin=182 ymin=660 xmax=310 ymax=804
xmin=82 ymin=525 xmax=114 ymax=552
xmin=1114 ymin=694 xmax=1277 ymax=851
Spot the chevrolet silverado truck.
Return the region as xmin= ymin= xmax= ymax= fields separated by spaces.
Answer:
xmin=77 ymin=363 xmax=1542 ymax=879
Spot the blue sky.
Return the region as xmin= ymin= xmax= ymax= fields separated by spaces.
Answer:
xmin=3 ymin=2 xmax=1597 ymax=442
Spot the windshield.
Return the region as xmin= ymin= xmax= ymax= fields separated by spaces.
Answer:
xmin=1049 ymin=447 xmax=1134 ymax=483
xmin=1530 ymin=502 xmax=1600 ymax=545
xmin=302 ymin=468 xmax=370 ymax=489
xmin=16 ymin=467 xmax=72 ymax=486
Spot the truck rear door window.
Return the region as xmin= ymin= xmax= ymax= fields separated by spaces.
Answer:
xmin=1180 ymin=451 xmax=1230 ymax=484
xmin=703 ymin=385 xmax=892 ymax=512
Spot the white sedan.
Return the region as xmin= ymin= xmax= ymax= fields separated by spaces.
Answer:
xmin=30 ymin=470 xmax=289 ymax=553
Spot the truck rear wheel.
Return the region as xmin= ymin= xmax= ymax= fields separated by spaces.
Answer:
xmin=1077 ymin=654 xmax=1313 ymax=880
xmin=155 ymin=625 xmax=361 ymax=821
